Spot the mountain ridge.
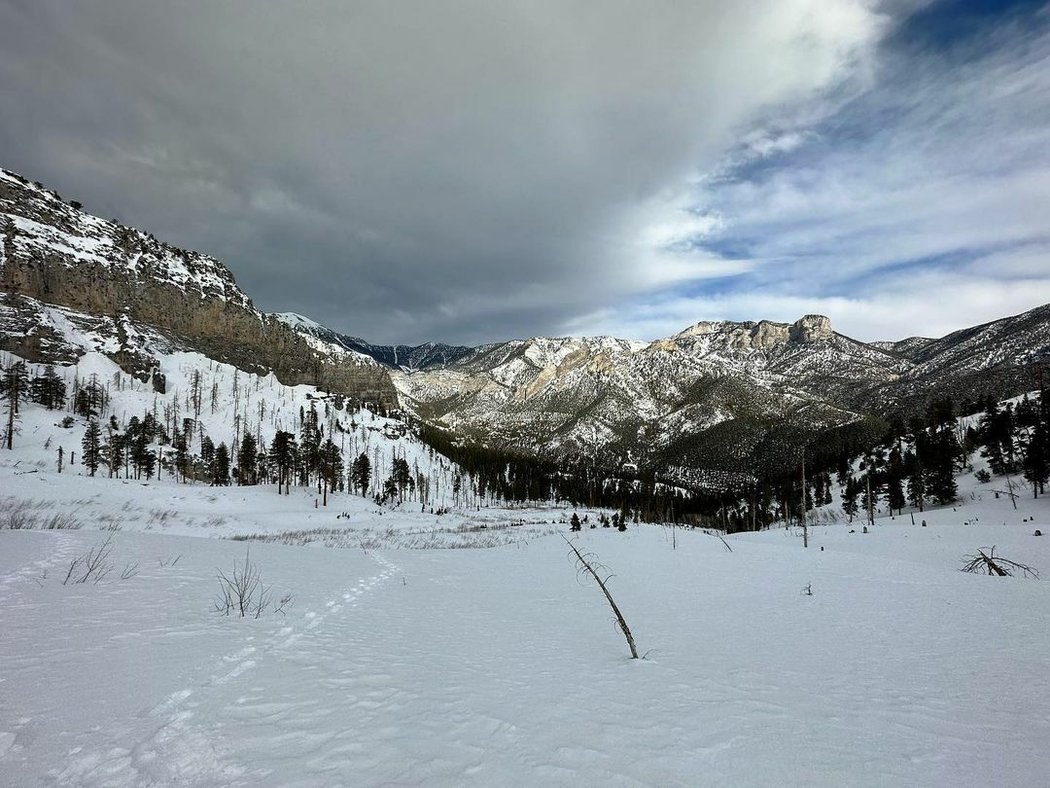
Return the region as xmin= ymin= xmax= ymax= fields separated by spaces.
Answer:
xmin=0 ymin=167 xmax=398 ymax=404
xmin=3 ymin=163 xmax=1049 ymax=476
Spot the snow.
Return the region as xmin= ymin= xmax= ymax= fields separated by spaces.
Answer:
xmin=2 ymin=358 xmax=1050 ymax=785
xmin=275 ymin=312 xmax=327 ymax=333
xmin=1 ymin=171 xmax=252 ymax=308
xmin=274 ymin=312 xmax=383 ymax=367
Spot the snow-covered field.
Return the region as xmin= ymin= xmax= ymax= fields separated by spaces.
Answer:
xmin=2 ymin=370 xmax=1050 ymax=785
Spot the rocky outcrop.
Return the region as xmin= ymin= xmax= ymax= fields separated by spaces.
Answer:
xmin=789 ymin=314 xmax=833 ymax=344
xmin=4 ymin=164 xmax=1049 ymax=474
xmin=674 ymin=315 xmax=834 ymax=351
xmin=0 ymin=169 xmax=398 ymax=404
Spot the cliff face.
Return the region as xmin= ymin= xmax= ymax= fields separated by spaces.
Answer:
xmin=0 ymin=169 xmax=397 ymax=403
xmin=674 ymin=314 xmax=834 ymax=349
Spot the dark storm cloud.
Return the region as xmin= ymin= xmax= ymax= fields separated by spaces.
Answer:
xmin=0 ymin=0 xmax=889 ymax=343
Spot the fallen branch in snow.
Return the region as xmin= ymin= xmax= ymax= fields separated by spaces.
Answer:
xmin=563 ymin=536 xmax=639 ymax=659
xmin=273 ymin=592 xmax=294 ymax=615
xmin=961 ymin=546 xmax=1038 ymax=579
xmin=704 ymin=530 xmax=733 ymax=552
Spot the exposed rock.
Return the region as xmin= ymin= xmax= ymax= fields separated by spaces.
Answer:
xmin=0 ymin=169 xmax=398 ymax=405
xmin=790 ymin=314 xmax=833 ymax=344
xmin=3 ymin=164 xmax=1049 ymax=478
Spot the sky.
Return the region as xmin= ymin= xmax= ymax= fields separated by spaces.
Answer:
xmin=1 ymin=0 xmax=1048 ymax=345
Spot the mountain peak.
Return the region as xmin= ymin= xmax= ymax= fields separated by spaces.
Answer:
xmin=673 ymin=314 xmax=833 ymax=347
xmin=790 ymin=314 xmax=833 ymax=343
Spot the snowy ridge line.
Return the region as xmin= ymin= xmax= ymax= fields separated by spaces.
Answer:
xmin=1 ymin=168 xmax=251 ymax=308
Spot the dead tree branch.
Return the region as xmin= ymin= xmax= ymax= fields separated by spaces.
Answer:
xmin=961 ymin=546 xmax=1039 ymax=578
xmin=563 ymin=536 xmax=639 ymax=659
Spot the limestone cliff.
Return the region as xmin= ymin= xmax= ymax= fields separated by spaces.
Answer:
xmin=0 ymin=168 xmax=397 ymax=404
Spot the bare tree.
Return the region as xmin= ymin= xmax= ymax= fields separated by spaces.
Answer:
xmin=273 ymin=592 xmax=294 ymax=615
xmin=120 ymin=562 xmax=139 ymax=580
xmin=563 ymin=537 xmax=639 ymax=659
xmin=994 ymin=476 xmax=1020 ymax=510
xmin=215 ymin=550 xmax=262 ymax=617
xmin=215 ymin=550 xmax=291 ymax=618
xmin=961 ymin=546 xmax=1038 ymax=578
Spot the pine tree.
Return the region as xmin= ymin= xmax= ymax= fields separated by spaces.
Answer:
xmin=269 ymin=431 xmax=297 ymax=493
xmin=926 ymin=427 xmax=959 ymax=505
xmin=30 ymin=365 xmax=66 ymax=410
xmin=1022 ymin=422 xmax=1049 ymax=498
xmin=2 ymin=361 xmax=29 ymax=450
xmin=200 ymin=435 xmax=215 ymax=475
xmin=81 ymin=419 xmax=102 ymax=476
xmin=570 ymin=512 xmax=582 ymax=531
xmin=172 ymin=427 xmax=189 ymax=482
xmin=213 ymin=442 xmax=231 ymax=486
xmin=318 ymin=438 xmax=343 ymax=504
xmin=299 ymin=405 xmax=321 ymax=486
xmin=841 ymin=476 xmax=859 ymax=522
xmin=886 ymin=447 xmax=906 ymax=515
xmin=904 ymin=447 xmax=925 ymax=512
xmin=104 ymin=426 xmax=125 ymax=478
xmin=74 ymin=375 xmax=106 ymax=418
xmin=389 ymin=456 xmax=413 ymax=501
xmin=350 ymin=451 xmax=371 ymax=496
xmin=237 ymin=432 xmax=258 ymax=485
xmin=860 ymin=456 xmax=881 ymax=519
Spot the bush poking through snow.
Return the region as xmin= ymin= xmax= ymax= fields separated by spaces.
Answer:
xmin=119 ymin=562 xmax=139 ymax=580
xmin=0 ymin=498 xmax=81 ymax=530
xmin=63 ymin=534 xmax=116 ymax=585
xmin=215 ymin=550 xmax=293 ymax=618
xmin=563 ymin=536 xmax=639 ymax=659
xmin=0 ymin=499 xmax=36 ymax=530
xmin=961 ymin=546 xmax=1039 ymax=578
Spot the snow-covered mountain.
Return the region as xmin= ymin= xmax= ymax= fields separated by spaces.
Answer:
xmin=3 ymin=164 xmax=1050 ymax=473
xmin=0 ymin=169 xmax=397 ymax=405
xmin=390 ymin=307 xmax=1050 ymax=468
xmin=276 ymin=312 xmax=476 ymax=371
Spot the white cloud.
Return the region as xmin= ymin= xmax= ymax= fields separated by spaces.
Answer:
xmin=655 ymin=9 xmax=1050 ymax=304
xmin=0 ymin=0 xmax=890 ymax=343
xmin=613 ymin=6 xmax=1050 ymax=341
xmin=569 ymin=263 xmax=1050 ymax=342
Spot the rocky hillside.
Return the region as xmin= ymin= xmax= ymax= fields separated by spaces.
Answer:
xmin=390 ymin=308 xmax=1050 ymax=472
xmin=0 ymin=169 xmax=397 ymax=404
xmin=391 ymin=316 xmax=899 ymax=464
xmin=3 ymin=164 xmax=1048 ymax=478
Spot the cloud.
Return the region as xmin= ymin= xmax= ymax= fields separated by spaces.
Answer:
xmin=0 ymin=0 xmax=889 ymax=343
xmin=569 ymin=257 xmax=1050 ymax=342
xmin=604 ymin=3 xmax=1050 ymax=341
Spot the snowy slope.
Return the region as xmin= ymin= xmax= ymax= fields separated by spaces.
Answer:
xmin=1 ymin=456 xmax=1048 ymax=785
xmin=392 ymin=307 xmax=1050 ymax=469
xmin=2 ymin=352 xmax=1050 ymax=785
xmin=0 ymin=346 xmax=466 ymax=512
xmin=1 ymin=168 xmax=398 ymax=406
xmin=5 ymin=163 xmax=1050 ymax=475
xmin=0 ymin=169 xmax=251 ymax=308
